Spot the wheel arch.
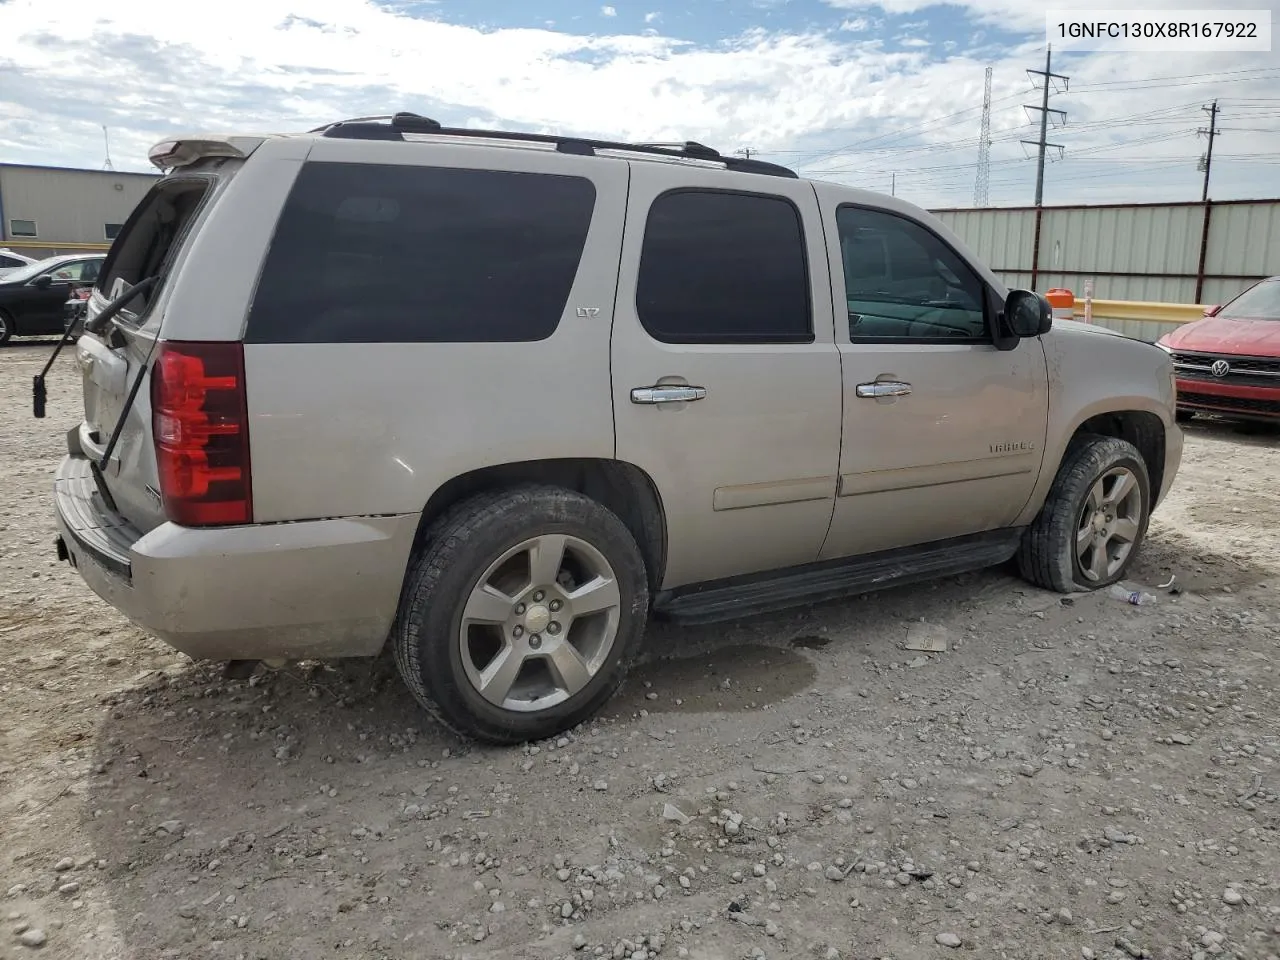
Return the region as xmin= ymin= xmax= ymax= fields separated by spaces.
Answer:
xmin=410 ymin=458 xmax=668 ymax=593
xmin=1017 ymin=402 xmax=1170 ymax=526
xmin=1067 ymin=410 xmax=1166 ymax=506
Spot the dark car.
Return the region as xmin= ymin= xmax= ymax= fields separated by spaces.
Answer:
xmin=0 ymin=254 xmax=105 ymax=345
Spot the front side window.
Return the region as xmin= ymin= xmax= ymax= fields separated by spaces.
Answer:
xmin=636 ymin=189 xmax=812 ymax=344
xmin=246 ymin=162 xmax=597 ymax=343
xmin=9 ymin=219 xmax=37 ymax=238
xmin=838 ymin=206 xmax=987 ymax=341
xmin=104 ymin=223 xmax=124 ymax=241
xmin=44 ymin=259 xmax=97 ymax=283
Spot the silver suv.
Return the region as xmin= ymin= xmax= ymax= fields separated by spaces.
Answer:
xmin=50 ymin=113 xmax=1182 ymax=743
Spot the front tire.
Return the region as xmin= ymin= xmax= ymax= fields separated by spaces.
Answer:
xmin=0 ymin=310 xmax=13 ymax=345
xmin=1018 ymin=436 xmax=1151 ymax=593
xmin=393 ymin=485 xmax=649 ymax=744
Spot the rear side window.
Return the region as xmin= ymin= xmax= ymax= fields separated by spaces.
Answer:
xmin=636 ymin=190 xmax=812 ymax=344
xmin=98 ymin=177 xmax=214 ymax=319
xmin=245 ymin=162 xmax=597 ymax=343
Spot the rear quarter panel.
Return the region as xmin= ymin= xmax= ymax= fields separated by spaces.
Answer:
xmin=157 ymin=138 xmax=312 ymax=342
xmin=242 ymin=139 xmax=629 ymax=523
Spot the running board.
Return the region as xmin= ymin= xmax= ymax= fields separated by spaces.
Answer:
xmin=652 ymin=528 xmax=1024 ymax=625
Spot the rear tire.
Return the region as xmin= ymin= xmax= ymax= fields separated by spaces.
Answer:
xmin=1018 ymin=436 xmax=1151 ymax=593
xmin=392 ymin=485 xmax=649 ymax=744
xmin=0 ymin=310 xmax=13 ymax=345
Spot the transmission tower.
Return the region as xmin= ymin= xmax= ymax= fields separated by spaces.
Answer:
xmin=102 ymin=126 xmax=115 ymax=171
xmin=973 ymin=66 xmax=993 ymax=207
xmin=1020 ymin=45 xmax=1068 ymax=206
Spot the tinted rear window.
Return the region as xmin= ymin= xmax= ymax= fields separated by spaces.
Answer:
xmin=245 ymin=162 xmax=597 ymax=343
xmin=636 ymin=189 xmax=812 ymax=344
xmin=97 ymin=176 xmax=214 ymax=319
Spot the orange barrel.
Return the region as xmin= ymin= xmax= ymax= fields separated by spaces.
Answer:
xmin=1045 ymin=287 xmax=1075 ymax=321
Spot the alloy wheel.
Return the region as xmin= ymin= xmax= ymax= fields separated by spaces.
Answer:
xmin=1075 ymin=466 xmax=1143 ymax=582
xmin=457 ymin=534 xmax=622 ymax=712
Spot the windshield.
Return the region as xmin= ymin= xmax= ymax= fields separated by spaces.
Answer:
xmin=1221 ymin=279 xmax=1280 ymax=319
xmin=0 ymin=258 xmax=60 ymax=284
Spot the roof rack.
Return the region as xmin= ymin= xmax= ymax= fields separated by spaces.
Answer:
xmin=307 ymin=113 xmax=798 ymax=179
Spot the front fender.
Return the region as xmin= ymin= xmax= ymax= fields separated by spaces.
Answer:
xmin=1014 ymin=321 xmax=1180 ymax=526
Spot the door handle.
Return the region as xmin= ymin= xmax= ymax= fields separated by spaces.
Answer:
xmin=630 ymin=385 xmax=707 ymax=405
xmin=855 ymin=381 xmax=912 ymax=399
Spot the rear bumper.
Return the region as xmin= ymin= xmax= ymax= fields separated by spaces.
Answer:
xmin=54 ymin=455 xmax=419 ymax=661
xmin=1175 ymin=377 xmax=1280 ymax=420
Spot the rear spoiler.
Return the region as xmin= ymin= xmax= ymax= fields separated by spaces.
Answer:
xmin=148 ymin=136 xmax=269 ymax=170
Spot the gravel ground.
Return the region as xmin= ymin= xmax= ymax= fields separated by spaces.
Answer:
xmin=1 ymin=339 xmax=1278 ymax=960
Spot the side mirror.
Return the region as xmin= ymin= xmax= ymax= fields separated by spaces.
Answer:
xmin=32 ymin=274 xmax=53 ymax=290
xmin=1203 ymin=304 xmax=1221 ymax=317
xmin=1004 ymin=289 xmax=1052 ymax=338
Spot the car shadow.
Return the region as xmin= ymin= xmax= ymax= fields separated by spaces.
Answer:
xmin=1182 ymin=415 xmax=1280 ymax=445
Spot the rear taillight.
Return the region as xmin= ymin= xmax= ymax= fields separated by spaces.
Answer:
xmin=151 ymin=341 xmax=252 ymax=526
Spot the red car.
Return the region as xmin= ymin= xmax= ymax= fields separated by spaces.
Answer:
xmin=1158 ymin=276 xmax=1280 ymax=423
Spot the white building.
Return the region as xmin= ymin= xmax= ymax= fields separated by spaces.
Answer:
xmin=0 ymin=163 xmax=159 ymax=257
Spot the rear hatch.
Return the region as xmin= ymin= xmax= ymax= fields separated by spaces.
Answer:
xmin=75 ymin=167 xmax=232 ymax=534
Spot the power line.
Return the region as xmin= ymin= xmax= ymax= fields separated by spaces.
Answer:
xmin=785 ymin=89 xmax=1030 ymax=166
xmin=974 ymin=65 xmax=993 ymax=207
xmin=1072 ymin=72 xmax=1280 ymax=94
xmin=1072 ymin=66 xmax=1280 ymax=88
xmin=804 ymin=128 xmax=1197 ymax=181
xmin=769 ymin=70 xmax=1279 ymax=178
xmin=806 ymin=129 xmax=1204 ymax=193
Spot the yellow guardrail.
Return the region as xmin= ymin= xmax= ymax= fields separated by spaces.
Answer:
xmin=1072 ymin=299 xmax=1204 ymax=325
xmin=1 ymin=240 xmax=112 ymax=253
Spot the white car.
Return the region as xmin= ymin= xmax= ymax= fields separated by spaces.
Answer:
xmin=0 ymin=247 xmax=37 ymax=278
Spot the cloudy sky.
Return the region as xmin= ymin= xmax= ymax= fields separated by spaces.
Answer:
xmin=1 ymin=0 xmax=1277 ymax=208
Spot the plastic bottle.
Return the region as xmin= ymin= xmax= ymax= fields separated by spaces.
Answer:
xmin=1109 ymin=585 xmax=1156 ymax=606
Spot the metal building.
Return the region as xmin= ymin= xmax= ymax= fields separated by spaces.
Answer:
xmin=932 ymin=198 xmax=1280 ymax=307
xmin=0 ymin=163 xmax=159 ymax=257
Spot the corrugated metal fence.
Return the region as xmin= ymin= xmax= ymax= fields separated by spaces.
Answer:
xmin=931 ymin=198 xmax=1280 ymax=308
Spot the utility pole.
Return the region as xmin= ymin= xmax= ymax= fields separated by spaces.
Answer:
xmin=735 ymin=147 xmax=755 ymax=160
xmin=1021 ymin=45 xmax=1068 ymax=206
xmin=1197 ymin=100 xmax=1220 ymax=202
xmin=891 ymin=172 xmax=896 ymax=197
xmin=974 ymin=65 xmax=993 ymax=207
